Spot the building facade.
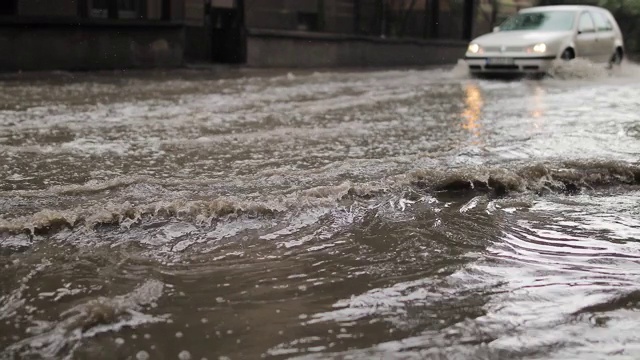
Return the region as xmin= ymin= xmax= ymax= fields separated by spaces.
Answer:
xmin=0 ymin=0 xmax=509 ymax=70
xmin=0 ymin=0 xmax=187 ymax=71
xmin=189 ymin=0 xmax=483 ymax=67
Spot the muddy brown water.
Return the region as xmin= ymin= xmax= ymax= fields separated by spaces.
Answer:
xmin=2 ymin=60 xmax=640 ymax=359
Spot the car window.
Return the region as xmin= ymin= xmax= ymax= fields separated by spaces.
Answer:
xmin=578 ymin=12 xmax=595 ymax=33
xmin=499 ymin=11 xmax=575 ymax=31
xmin=593 ymin=12 xmax=613 ymax=31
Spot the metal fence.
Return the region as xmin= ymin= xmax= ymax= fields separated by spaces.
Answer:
xmin=245 ymin=0 xmax=475 ymax=41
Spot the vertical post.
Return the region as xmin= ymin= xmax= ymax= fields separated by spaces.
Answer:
xmin=375 ymin=0 xmax=381 ymax=36
xmin=107 ymin=0 xmax=118 ymax=19
xmin=139 ymin=0 xmax=148 ymax=19
xmin=354 ymin=0 xmax=361 ymax=34
xmin=423 ymin=0 xmax=429 ymax=38
xmin=237 ymin=0 xmax=247 ymax=63
xmin=161 ymin=0 xmax=171 ymax=20
xmin=430 ymin=0 xmax=439 ymax=38
xmin=317 ymin=0 xmax=325 ymax=32
xmin=380 ymin=0 xmax=386 ymax=37
xmin=462 ymin=0 xmax=474 ymax=40
xmin=78 ymin=0 xmax=88 ymax=17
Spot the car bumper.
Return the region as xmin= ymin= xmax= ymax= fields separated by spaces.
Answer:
xmin=464 ymin=56 xmax=557 ymax=74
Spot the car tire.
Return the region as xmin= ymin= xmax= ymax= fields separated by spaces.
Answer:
xmin=560 ymin=48 xmax=575 ymax=61
xmin=529 ymin=73 xmax=546 ymax=80
xmin=609 ymin=48 xmax=623 ymax=67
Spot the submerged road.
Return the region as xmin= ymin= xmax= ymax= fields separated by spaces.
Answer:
xmin=2 ymin=61 xmax=640 ymax=359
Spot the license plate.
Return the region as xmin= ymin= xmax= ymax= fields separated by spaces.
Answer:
xmin=487 ymin=57 xmax=514 ymax=65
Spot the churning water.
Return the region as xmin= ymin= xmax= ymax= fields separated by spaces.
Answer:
xmin=1 ymin=61 xmax=640 ymax=359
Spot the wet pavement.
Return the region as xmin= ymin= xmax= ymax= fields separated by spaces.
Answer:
xmin=2 ymin=60 xmax=640 ymax=359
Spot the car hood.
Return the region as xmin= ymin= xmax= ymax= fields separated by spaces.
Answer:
xmin=473 ymin=31 xmax=572 ymax=47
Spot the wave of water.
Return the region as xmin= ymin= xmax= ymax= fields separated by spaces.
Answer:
xmin=264 ymin=191 xmax=640 ymax=359
xmin=3 ymin=182 xmax=640 ymax=359
xmin=1 ymin=160 xmax=638 ymax=242
xmin=3 ymin=279 xmax=167 ymax=359
xmin=2 ymin=64 xmax=640 ymax=359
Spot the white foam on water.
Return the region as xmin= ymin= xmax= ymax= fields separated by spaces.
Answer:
xmin=4 ymin=280 xmax=167 ymax=359
xmin=260 ymin=208 xmax=330 ymax=241
xmin=61 ymin=137 xmax=131 ymax=156
xmin=0 ymin=261 xmax=50 ymax=321
xmin=547 ymin=58 xmax=640 ymax=83
xmin=546 ymin=58 xmax=609 ymax=80
xmin=448 ymin=59 xmax=471 ymax=79
xmin=5 ymin=174 xmax=36 ymax=181
xmin=307 ymin=277 xmax=443 ymax=325
xmin=449 ymin=57 xmax=640 ymax=84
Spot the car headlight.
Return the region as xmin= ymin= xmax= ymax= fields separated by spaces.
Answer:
xmin=467 ymin=43 xmax=481 ymax=54
xmin=532 ymin=43 xmax=547 ymax=53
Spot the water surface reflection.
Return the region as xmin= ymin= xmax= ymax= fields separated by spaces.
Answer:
xmin=461 ymin=83 xmax=484 ymax=142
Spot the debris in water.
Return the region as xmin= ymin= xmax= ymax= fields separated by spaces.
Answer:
xmin=178 ymin=350 xmax=192 ymax=360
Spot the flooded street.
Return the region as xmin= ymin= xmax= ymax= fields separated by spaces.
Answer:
xmin=2 ymin=62 xmax=640 ymax=359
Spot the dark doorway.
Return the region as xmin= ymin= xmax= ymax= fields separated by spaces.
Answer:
xmin=161 ymin=0 xmax=171 ymax=20
xmin=0 ymin=0 xmax=18 ymax=16
xmin=210 ymin=0 xmax=246 ymax=64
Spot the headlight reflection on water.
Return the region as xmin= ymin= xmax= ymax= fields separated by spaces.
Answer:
xmin=461 ymin=83 xmax=484 ymax=143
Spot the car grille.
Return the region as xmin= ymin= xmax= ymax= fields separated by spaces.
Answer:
xmin=484 ymin=64 xmax=519 ymax=70
xmin=483 ymin=46 xmax=524 ymax=53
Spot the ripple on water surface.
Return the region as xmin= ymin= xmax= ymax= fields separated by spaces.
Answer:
xmin=1 ymin=62 xmax=640 ymax=359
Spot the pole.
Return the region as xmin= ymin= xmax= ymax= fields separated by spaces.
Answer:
xmin=237 ymin=0 xmax=247 ymax=63
xmin=462 ymin=0 xmax=474 ymax=40
xmin=354 ymin=0 xmax=361 ymax=34
xmin=139 ymin=0 xmax=147 ymax=19
xmin=430 ymin=0 xmax=439 ymax=38
xmin=107 ymin=0 xmax=118 ymax=19
xmin=318 ymin=0 xmax=325 ymax=31
xmin=78 ymin=0 xmax=88 ymax=17
xmin=381 ymin=0 xmax=386 ymax=37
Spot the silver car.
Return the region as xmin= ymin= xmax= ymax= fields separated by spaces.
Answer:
xmin=464 ymin=5 xmax=625 ymax=75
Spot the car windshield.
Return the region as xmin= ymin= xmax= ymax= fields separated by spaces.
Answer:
xmin=499 ymin=11 xmax=576 ymax=31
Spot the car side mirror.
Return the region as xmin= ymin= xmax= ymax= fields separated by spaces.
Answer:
xmin=493 ymin=26 xmax=500 ymax=32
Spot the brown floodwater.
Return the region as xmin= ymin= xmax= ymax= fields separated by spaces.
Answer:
xmin=2 ymin=60 xmax=640 ymax=359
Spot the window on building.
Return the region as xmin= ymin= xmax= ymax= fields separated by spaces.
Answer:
xmin=90 ymin=0 xmax=109 ymax=18
xmin=297 ymin=12 xmax=319 ymax=31
xmin=118 ymin=0 xmax=140 ymax=19
xmin=88 ymin=0 xmax=146 ymax=19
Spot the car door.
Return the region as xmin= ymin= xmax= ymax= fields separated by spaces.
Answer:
xmin=592 ymin=11 xmax=616 ymax=63
xmin=575 ymin=11 xmax=598 ymax=61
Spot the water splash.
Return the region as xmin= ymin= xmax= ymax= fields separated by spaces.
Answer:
xmin=546 ymin=58 xmax=609 ymax=80
xmin=448 ymin=59 xmax=471 ymax=79
xmin=1 ymin=160 xmax=638 ymax=240
xmin=3 ymin=280 xmax=166 ymax=360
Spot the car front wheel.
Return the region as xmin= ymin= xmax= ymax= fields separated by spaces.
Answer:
xmin=560 ymin=48 xmax=575 ymax=61
xmin=609 ymin=48 xmax=623 ymax=67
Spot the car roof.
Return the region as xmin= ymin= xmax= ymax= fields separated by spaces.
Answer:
xmin=520 ymin=5 xmax=606 ymax=13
